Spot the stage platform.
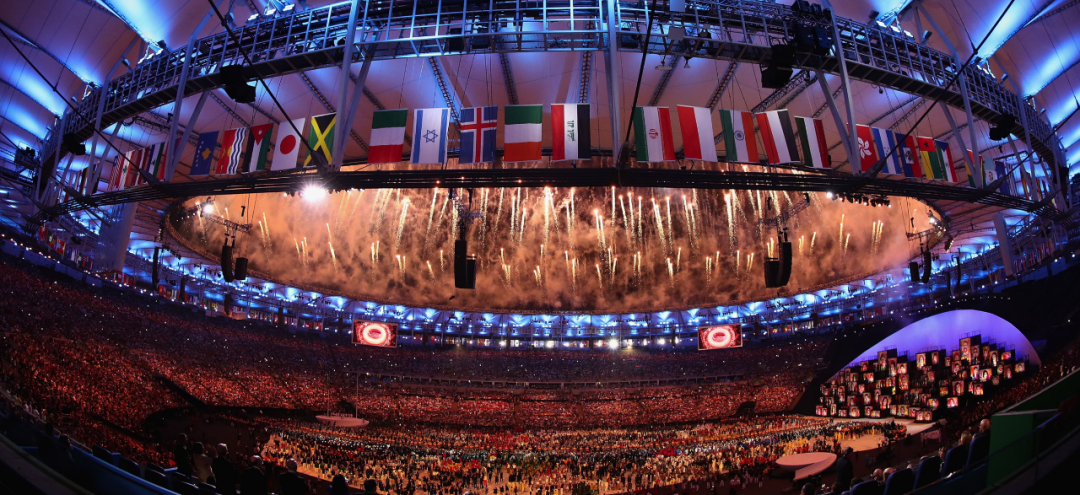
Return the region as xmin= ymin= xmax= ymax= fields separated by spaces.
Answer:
xmin=315 ymin=415 xmax=370 ymax=427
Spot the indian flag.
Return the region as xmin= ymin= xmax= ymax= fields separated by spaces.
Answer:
xmin=718 ymin=109 xmax=758 ymax=163
xmin=676 ymin=105 xmax=717 ymax=162
xmin=795 ymin=116 xmax=829 ymax=169
xmin=633 ymin=106 xmax=675 ymax=162
xmin=369 ymin=109 xmax=408 ymax=164
xmin=503 ymin=105 xmax=543 ymax=162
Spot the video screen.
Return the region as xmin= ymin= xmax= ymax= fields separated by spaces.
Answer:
xmin=352 ymin=321 xmax=398 ymax=347
xmin=697 ymin=325 xmax=742 ymax=350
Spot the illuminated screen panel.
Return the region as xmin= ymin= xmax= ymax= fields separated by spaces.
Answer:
xmin=352 ymin=321 xmax=398 ymax=347
xmin=697 ymin=325 xmax=742 ymax=350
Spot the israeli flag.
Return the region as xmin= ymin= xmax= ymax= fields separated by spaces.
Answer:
xmin=411 ymin=108 xmax=449 ymax=165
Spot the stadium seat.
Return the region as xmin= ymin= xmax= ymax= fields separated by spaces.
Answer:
xmin=144 ymin=469 xmax=168 ymax=488
xmin=146 ymin=462 xmax=165 ymax=473
xmin=197 ymin=481 xmax=217 ymax=495
xmin=117 ymin=456 xmax=140 ymax=477
xmin=850 ymin=480 xmax=879 ymax=495
xmin=942 ymin=445 xmax=968 ymax=477
xmin=914 ymin=456 xmax=942 ymax=488
xmin=92 ymin=445 xmax=111 ymax=461
xmin=883 ymin=467 xmax=914 ymax=495
xmin=967 ymin=433 xmax=991 ymax=466
xmin=175 ymin=481 xmax=200 ymax=495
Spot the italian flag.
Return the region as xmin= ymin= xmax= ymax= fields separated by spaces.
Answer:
xmin=633 ymin=106 xmax=675 ymax=162
xmin=246 ymin=123 xmax=274 ymax=172
xmin=795 ymin=116 xmax=829 ymax=169
xmin=369 ymin=109 xmax=408 ymax=164
xmin=676 ymin=105 xmax=717 ymax=162
xmin=718 ymin=109 xmax=758 ymax=163
xmin=551 ymin=103 xmax=591 ymax=161
xmin=756 ymin=110 xmax=800 ymax=164
xmin=503 ymin=105 xmax=543 ymax=162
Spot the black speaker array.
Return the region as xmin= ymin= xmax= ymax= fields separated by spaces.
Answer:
xmin=220 ymin=65 xmax=256 ymax=103
xmin=63 ymin=133 xmax=86 ymax=156
xmin=989 ymin=114 xmax=1016 ymax=141
xmin=761 ymin=45 xmax=796 ymax=89
xmin=224 ymin=293 xmax=233 ymax=315
xmin=922 ymin=251 xmax=933 ymax=283
xmin=151 ymin=247 xmax=160 ymax=287
xmin=454 ymin=239 xmax=476 ymax=289
xmin=221 ymin=241 xmax=234 ymax=283
xmin=179 ymin=277 xmax=186 ymax=302
xmin=764 ymin=241 xmax=793 ymax=288
xmin=234 ymin=257 xmax=249 ymax=281
xmin=909 ymin=261 xmax=920 ymax=282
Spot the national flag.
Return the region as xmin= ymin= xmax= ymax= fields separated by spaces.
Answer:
xmin=795 ymin=116 xmax=829 ymax=169
xmin=459 ymin=106 xmax=499 ymax=164
xmin=190 ymin=130 xmax=218 ymax=176
xmin=368 ymin=110 xmax=408 ymax=164
xmin=987 ymin=160 xmax=1013 ymax=195
xmin=504 ymin=105 xmax=543 ymax=162
xmin=718 ymin=109 xmax=759 ymax=163
xmin=126 ymin=148 xmax=145 ymax=187
xmin=411 ymin=108 xmax=449 ymax=165
xmin=216 ymin=127 xmax=248 ymax=175
xmin=965 ymin=150 xmax=986 ymax=188
xmin=856 ymin=125 xmax=878 ymax=172
xmin=676 ymin=105 xmax=716 ymax=162
xmin=935 ymin=140 xmax=959 ymax=182
xmin=897 ymin=134 xmax=922 ymax=178
xmin=272 ymin=118 xmax=305 ymax=171
xmin=552 ymin=103 xmax=592 ymax=161
xmin=305 ymin=113 xmax=336 ymax=167
xmin=143 ymin=141 xmax=167 ymax=181
xmin=1018 ymin=165 xmax=1032 ymax=198
xmin=245 ymin=123 xmax=274 ymax=172
xmin=108 ymin=156 xmax=123 ymax=191
xmin=755 ymin=110 xmax=800 ymax=164
xmin=871 ymin=127 xmax=904 ymax=175
xmin=633 ymin=106 xmax=675 ymax=162
xmin=916 ymin=137 xmax=944 ymax=180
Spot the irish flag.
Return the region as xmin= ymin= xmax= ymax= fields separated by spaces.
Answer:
xmin=756 ymin=110 xmax=800 ymax=164
xmin=504 ymin=105 xmax=543 ymax=162
xmin=551 ymin=103 xmax=591 ymax=161
xmin=676 ymin=105 xmax=717 ymax=162
xmin=369 ymin=109 xmax=408 ymax=164
xmin=633 ymin=106 xmax=675 ymax=162
xmin=795 ymin=116 xmax=829 ymax=169
xmin=718 ymin=109 xmax=758 ymax=163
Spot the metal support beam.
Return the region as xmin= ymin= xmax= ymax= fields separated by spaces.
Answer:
xmin=297 ymin=73 xmax=368 ymax=152
xmin=942 ymin=107 xmax=980 ymax=186
xmin=647 ymin=56 xmax=680 ymax=106
xmin=751 ymin=70 xmax=814 ymax=113
xmin=816 ymin=71 xmax=856 ymax=170
xmin=0 ymin=18 xmax=93 ymax=84
xmin=812 ymin=85 xmax=843 ymax=118
xmin=338 ymin=49 xmax=374 ymax=165
xmin=428 ymin=58 xmax=462 ymax=129
xmin=604 ymin=0 xmax=623 ymax=166
xmin=167 ymin=91 xmax=209 ymax=181
xmin=331 ymin=0 xmax=364 ymax=171
xmin=822 ymin=0 xmax=859 ymax=175
xmin=165 ymin=2 xmax=220 ymax=182
xmin=706 ymin=62 xmax=738 ymax=111
xmin=499 ymin=53 xmax=519 ymax=105
xmin=579 ymin=52 xmax=593 ymax=103
xmin=210 ymin=92 xmax=252 ymax=127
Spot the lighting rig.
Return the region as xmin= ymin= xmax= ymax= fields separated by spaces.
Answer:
xmin=824 ymin=192 xmax=891 ymax=207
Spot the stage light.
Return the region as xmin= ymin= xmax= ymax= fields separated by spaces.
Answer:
xmin=203 ymin=204 xmax=215 ymax=215
xmin=303 ymin=185 xmax=327 ymax=201
xmin=826 ymin=191 xmax=834 ymax=199
xmin=608 ymin=339 xmax=619 ymax=349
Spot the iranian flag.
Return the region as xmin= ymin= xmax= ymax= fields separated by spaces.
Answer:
xmin=676 ymin=105 xmax=717 ymax=162
xmin=369 ymin=109 xmax=408 ymax=164
xmin=245 ymin=123 xmax=274 ymax=172
xmin=755 ymin=110 xmax=800 ymax=164
xmin=551 ymin=103 xmax=591 ymax=161
xmin=503 ymin=105 xmax=543 ymax=162
xmin=633 ymin=106 xmax=675 ymax=162
xmin=718 ymin=109 xmax=758 ymax=163
xmin=795 ymin=116 xmax=829 ymax=169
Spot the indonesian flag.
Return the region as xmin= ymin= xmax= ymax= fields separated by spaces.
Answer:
xmin=676 ymin=105 xmax=717 ymax=162
xmin=551 ymin=104 xmax=591 ymax=161
xmin=756 ymin=110 xmax=800 ymax=164
xmin=369 ymin=110 xmax=408 ymax=164
xmin=503 ymin=105 xmax=543 ymax=162
xmin=795 ymin=116 xmax=829 ymax=169
xmin=856 ymin=124 xmax=878 ymax=172
xmin=718 ymin=109 xmax=758 ymax=163
xmin=216 ymin=127 xmax=248 ymax=175
xmin=272 ymin=118 xmax=305 ymax=171
xmin=633 ymin=106 xmax=675 ymax=162
xmin=245 ymin=123 xmax=274 ymax=172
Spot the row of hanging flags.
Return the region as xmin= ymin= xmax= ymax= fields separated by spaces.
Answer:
xmin=92 ymin=104 xmax=1041 ymax=198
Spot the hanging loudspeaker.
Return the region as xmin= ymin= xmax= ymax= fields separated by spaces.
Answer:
xmin=234 ymin=257 xmax=248 ymax=281
xmin=221 ymin=242 xmax=234 ymax=282
xmin=922 ymin=251 xmax=932 ymax=283
xmin=909 ymin=261 xmax=920 ymax=282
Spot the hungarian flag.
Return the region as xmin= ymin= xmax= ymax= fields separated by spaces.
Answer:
xmin=856 ymin=125 xmax=878 ymax=172
xmin=795 ymin=116 xmax=829 ymax=169
xmin=935 ymin=140 xmax=960 ymax=182
xmin=718 ymin=109 xmax=758 ymax=163
xmin=551 ymin=103 xmax=591 ymax=161
xmin=916 ymin=137 xmax=945 ymax=179
xmin=871 ymin=127 xmax=904 ymax=175
xmin=411 ymin=108 xmax=449 ymax=165
xmin=459 ymin=106 xmax=498 ymax=164
xmin=676 ymin=105 xmax=717 ymax=162
xmin=897 ymin=134 xmax=922 ymax=178
xmin=305 ymin=113 xmax=336 ymax=167
xmin=633 ymin=106 xmax=675 ymax=162
xmin=190 ymin=130 xmax=218 ymax=176
xmin=216 ymin=127 xmax=248 ymax=175
xmin=245 ymin=123 xmax=274 ymax=172
xmin=369 ymin=110 xmax=408 ymax=164
xmin=756 ymin=110 xmax=800 ymax=164
xmin=504 ymin=105 xmax=543 ymax=162
xmin=272 ymin=118 xmax=305 ymax=171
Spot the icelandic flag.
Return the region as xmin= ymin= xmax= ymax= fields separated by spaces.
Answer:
xmin=871 ymin=127 xmax=904 ymax=175
xmin=459 ymin=106 xmax=498 ymax=164
xmin=411 ymin=108 xmax=449 ymax=165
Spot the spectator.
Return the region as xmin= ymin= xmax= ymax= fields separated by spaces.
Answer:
xmin=363 ymin=479 xmax=377 ymax=495
xmin=174 ymin=434 xmax=193 ymax=477
xmin=834 ymin=447 xmax=854 ymax=489
xmin=193 ymin=441 xmax=214 ymax=483
xmin=329 ymin=475 xmax=351 ymax=495
xmin=241 ymin=456 xmax=267 ymax=495
xmin=213 ymin=443 xmax=238 ymax=495
xmin=280 ymin=458 xmax=309 ymax=495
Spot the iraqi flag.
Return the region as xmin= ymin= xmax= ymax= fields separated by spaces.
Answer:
xmin=676 ymin=105 xmax=717 ymax=162
xmin=755 ymin=110 xmax=800 ymax=164
xmin=633 ymin=106 xmax=675 ymax=162
xmin=871 ymin=127 xmax=904 ymax=175
xmin=504 ymin=105 xmax=543 ymax=162
xmin=216 ymin=127 xmax=248 ymax=175
xmin=368 ymin=110 xmax=408 ymax=164
xmin=718 ymin=109 xmax=758 ymax=163
xmin=245 ymin=123 xmax=274 ymax=173
xmin=411 ymin=108 xmax=449 ymax=165
xmin=795 ymin=116 xmax=829 ymax=169
xmin=190 ymin=130 xmax=218 ymax=176
xmin=459 ymin=106 xmax=498 ymax=164
xmin=551 ymin=103 xmax=591 ymax=161
xmin=856 ymin=124 xmax=878 ymax=172
xmin=935 ymin=140 xmax=959 ymax=182
xmin=272 ymin=118 xmax=305 ymax=171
